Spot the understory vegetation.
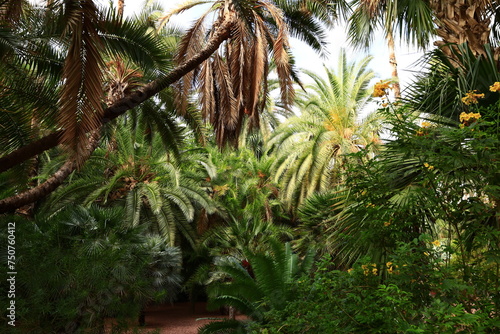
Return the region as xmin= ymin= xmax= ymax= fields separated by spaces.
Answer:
xmin=1 ymin=1 xmax=499 ymax=333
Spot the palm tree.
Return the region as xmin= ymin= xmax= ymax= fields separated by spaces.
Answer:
xmin=267 ymin=50 xmax=383 ymax=209
xmin=198 ymin=241 xmax=315 ymax=333
xmin=40 ymin=122 xmax=216 ymax=248
xmin=164 ymin=0 xmax=339 ymax=147
xmin=347 ymin=0 xmax=435 ymax=98
xmin=430 ymin=0 xmax=496 ymax=57
xmin=0 ymin=0 xmax=338 ymax=213
xmin=5 ymin=205 xmax=183 ymax=332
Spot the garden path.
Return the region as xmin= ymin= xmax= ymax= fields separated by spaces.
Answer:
xmin=118 ymin=302 xmax=244 ymax=334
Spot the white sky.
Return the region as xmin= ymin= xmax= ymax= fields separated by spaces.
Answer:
xmin=99 ymin=0 xmax=423 ymax=91
xmin=30 ymin=0 xmax=424 ymax=94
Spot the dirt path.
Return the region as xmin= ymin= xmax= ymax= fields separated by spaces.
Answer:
xmin=122 ymin=302 xmax=243 ymax=334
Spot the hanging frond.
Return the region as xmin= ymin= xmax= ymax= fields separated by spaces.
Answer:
xmin=58 ymin=0 xmax=104 ymax=163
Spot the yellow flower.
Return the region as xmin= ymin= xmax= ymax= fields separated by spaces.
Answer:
xmin=421 ymin=121 xmax=432 ymax=128
xmin=461 ymin=90 xmax=484 ymax=105
xmin=362 ymin=264 xmax=370 ymax=275
xmin=490 ymin=82 xmax=500 ymax=92
xmin=384 ymin=221 xmax=391 ymax=227
xmin=373 ymin=80 xmax=391 ymax=97
xmin=431 ymin=240 xmax=441 ymax=247
xmin=459 ymin=112 xmax=481 ymax=127
xmin=423 ymin=162 xmax=434 ymax=170
xmin=386 ymin=262 xmax=393 ymax=267
xmin=372 ymin=268 xmax=378 ymax=275
xmin=347 ymin=268 xmax=354 ymax=274
xmin=424 ymin=251 xmax=430 ymax=256
xmin=415 ymin=129 xmax=424 ymax=136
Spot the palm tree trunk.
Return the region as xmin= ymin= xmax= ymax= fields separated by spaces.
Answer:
xmin=386 ymin=30 xmax=401 ymax=99
xmin=430 ymin=0 xmax=493 ymax=57
xmin=0 ymin=14 xmax=236 ymax=174
xmin=117 ymin=0 xmax=124 ymax=20
xmin=0 ymin=131 xmax=101 ymax=213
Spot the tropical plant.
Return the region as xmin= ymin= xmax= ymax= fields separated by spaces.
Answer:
xmin=197 ymin=240 xmax=315 ymax=334
xmin=0 ymin=1 xmax=201 ymax=213
xmin=267 ymin=49 xmax=383 ymax=210
xmin=0 ymin=205 xmax=183 ymax=333
xmin=347 ymin=0 xmax=435 ymax=98
xmin=166 ymin=0 xmax=341 ymax=147
xmin=430 ymin=0 xmax=497 ymax=57
xmin=259 ymin=251 xmax=499 ymax=333
xmin=403 ymin=43 xmax=500 ymax=121
xmin=39 ymin=122 xmax=216 ymax=248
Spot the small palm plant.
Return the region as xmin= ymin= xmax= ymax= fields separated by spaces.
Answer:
xmin=40 ymin=122 xmax=216 ymax=248
xmin=198 ymin=240 xmax=315 ymax=333
xmin=3 ymin=205 xmax=182 ymax=333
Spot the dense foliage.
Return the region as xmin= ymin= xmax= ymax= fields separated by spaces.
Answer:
xmin=1 ymin=1 xmax=500 ymax=333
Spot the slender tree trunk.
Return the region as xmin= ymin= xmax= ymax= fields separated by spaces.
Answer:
xmin=0 ymin=14 xmax=236 ymax=174
xmin=0 ymin=131 xmax=101 ymax=213
xmin=117 ymin=0 xmax=124 ymax=20
xmin=386 ymin=30 xmax=401 ymax=99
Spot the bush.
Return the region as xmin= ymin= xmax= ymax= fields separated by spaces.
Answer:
xmin=256 ymin=244 xmax=500 ymax=334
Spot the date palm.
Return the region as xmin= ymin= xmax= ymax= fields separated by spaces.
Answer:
xmin=167 ymin=0 xmax=339 ymax=147
xmin=267 ymin=50 xmax=383 ymax=210
xmin=0 ymin=0 xmax=338 ymax=212
xmin=0 ymin=2 xmax=199 ymax=213
xmin=40 ymin=122 xmax=215 ymax=248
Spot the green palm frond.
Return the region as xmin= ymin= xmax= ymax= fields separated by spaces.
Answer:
xmin=100 ymin=7 xmax=179 ymax=75
xmin=268 ymin=50 xmax=381 ymax=209
xmin=198 ymin=318 xmax=247 ymax=334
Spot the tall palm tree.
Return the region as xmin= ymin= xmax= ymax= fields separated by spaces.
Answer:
xmin=347 ymin=0 xmax=435 ymax=98
xmin=165 ymin=0 xmax=339 ymax=147
xmin=0 ymin=0 xmax=338 ymax=213
xmin=430 ymin=0 xmax=496 ymax=57
xmin=0 ymin=2 xmax=200 ymax=213
xmin=267 ymin=50 xmax=383 ymax=209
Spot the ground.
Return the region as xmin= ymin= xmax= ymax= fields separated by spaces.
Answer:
xmin=107 ymin=302 xmax=245 ymax=334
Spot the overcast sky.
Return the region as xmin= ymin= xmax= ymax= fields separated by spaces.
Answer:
xmin=96 ymin=0 xmax=423 ymax=90
xmin=27 ymin=0 xmax=424 ymax=94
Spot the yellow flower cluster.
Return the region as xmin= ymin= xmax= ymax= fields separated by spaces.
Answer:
xmin=423 ymin=162 xmax=434 ymax=170
xmin=459 ymin=112 xmax=481 ymax=124
xmin=490 ymin=82 xmax=500 ymax=92
xmin=421 ymin=121 xmax=432 ymax=128
xmin=461 ymin=90 xmax=484 ymax=105
xmin=362 ymin=263 xmax=378 ymax=276
xmin=386 ymin=262 xmax=399 ymax=274
xmin=373 ymin=80 xmax=391 ymax=97
xmin=431 ymin=240 xmax=441 ymax=247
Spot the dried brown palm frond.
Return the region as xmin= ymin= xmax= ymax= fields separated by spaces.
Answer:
xmin=104 ymin=57 xmax=144 ymax=106
xmin=58 ymin=0 xmax=104 ymax=165
xmin=173 ymin=0 xmax=295 ymax=147
xmin=0 ymin=0 xmax=25 ymax=24
xmin=173 ymin=9 xmax=210 ymax=114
